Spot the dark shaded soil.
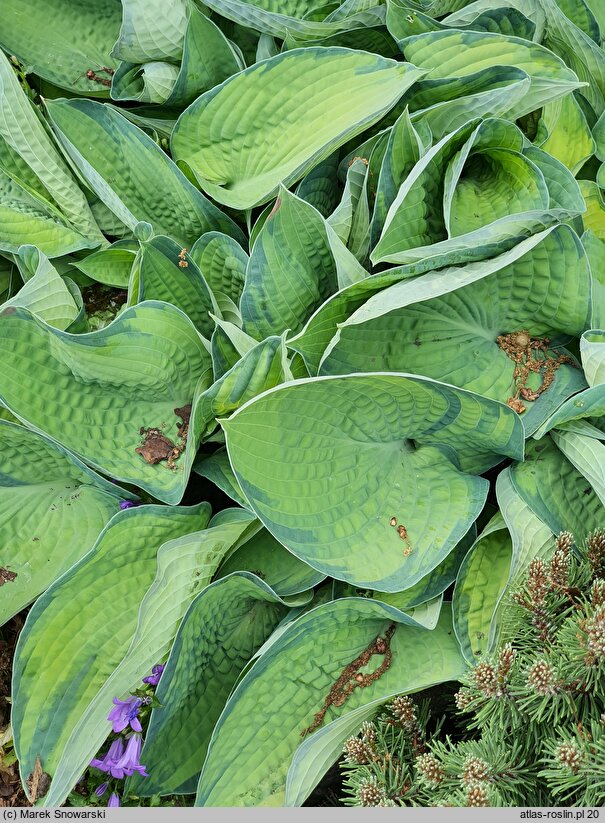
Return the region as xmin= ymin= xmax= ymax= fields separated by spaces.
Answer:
xmin=0 ymin=613 xmax=28 ymax=807
xmin=81 ymin=285 xmax=127 ymax=316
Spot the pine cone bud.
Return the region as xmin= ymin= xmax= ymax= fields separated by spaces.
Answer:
xmin=526 ymin=558 xmax=549 ymax=603
xmin=590 ymin=579 xmax=605 ymax=608
xmin=357 ymin=777 xmax=385 ymax=807
xmin=454 ymin=688 xmax=473 ymax=711
xmin=587 ymin=529 xmax=605 ymax=577
xmin=466 ymin=783 xmax=490 ymax=807
xmin=585 ymin=605 xmax=605 ymax=658
xmin=549 ymin=548 xmax=570 ymax=589
xmin=360 ymin=721 xmax=377 ymax=745
xmin=555 ymin=531 xmax=574 ymax=554
xmin=416 ymin=753 xmax=444 ymax=786
xmin=526 ymin=658 xmax=558 ymax=696
xmin=472 ymin=662 xmax=498 ymax=697
xmin=342 ymin=736 xmax=370 ymax=765
xmin=462 ymin=756 xmax=491 ymax=784
xmin=555 ymin=742 xmax=584 ymax=774
xmin=497 ymin=643 xmax=516 ymax=678
xmin=390 ymin=696 xmax=417 ymax=730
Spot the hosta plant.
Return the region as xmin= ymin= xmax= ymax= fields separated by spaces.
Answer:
xmin=0 ymin=0 xmax=604 ymax=809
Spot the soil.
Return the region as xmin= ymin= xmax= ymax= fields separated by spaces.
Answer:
xmin=0 ymin=613 xmax=29 ymax=807
xmin=81 ymin=285 xmax=127 ymax=316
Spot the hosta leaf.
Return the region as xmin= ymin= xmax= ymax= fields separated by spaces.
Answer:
xmin=551 ymin=424 xmax=605 ymax=505
xmin=197 ymin=335 xmax=290 ymax=441
xmin=452 ymin=514 xmax=512 ymax=664
xmin=0 ymin=0 xmax=121 ymax=97
xmin=197 ymin=599 xmax=465 ymax=806
xmin=323 ymin=225 xmax=590 ymax=435
xmin=12 ymin=503 xmax=210 ymax=799
xmin=217 ymin=530 xmax=326 ymax=595
xmin=45 ymin=511 xmax=258 ymax=806
xmin=295 ymin=153 xmax=341 ymax=218
xmin=136 ymin=236 xmax=217 ymax=338
xmin=580 ymin=180 xmax=605 ymax=240
xmin=581 ymin=329 xmax=605 ymax=386
xmin=210 ymin=319 xmax=257 ymax=380
xmin=401 ymin=30 xmax=583 ymax=118
xmin=0 ymin=53 xmax=103 ymax=243
xmin=112 ymin=0 xmax=188 ymax=62
xmin=2 ymin=245 xmax=78 ymax=329
xmin=537 ymin=92 xmax=595 ymax=174
xmin=71 ymin=241 xmax=136 ymax=288
xmin=510 ymin=436 xmax=603 ymax=540
xmin=194 ymin=449 xmax=250 ymax=509
xmin=533 ymin=385 xmax=605 ymax=436
xmin=46 ymin=99 xmax=244 ymax=247
xmin=131 ymin=573 xmax=291 ymax=796
xmin=222 ymin=373 xmax=523 ymax=590
xmin=111 ymin=7 xmax=240 ymax=106
xmin=0 ymin=301 xmax=213 ymax=504
xmin=189 ymin=232 xmax=248 ymax=306
xmin=171 ymin=48 xmax=426 ymax=210
xmin=0 ymin=421 xmax=125 ymax=625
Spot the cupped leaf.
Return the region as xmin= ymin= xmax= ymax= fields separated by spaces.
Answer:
xmin=131 ymin=573 xmax=291 ymax=796
xmin=222 ymin=373 xmax=523 ymax=590
xmin=71 ymin=241 xmax=136 ymax=288
xmin=0 ymin=301 xmax=213 ymax=504
xmin=12 ymin=503 xmax=210 ymax=798
xmin=581 ymin=329 xmax=605 ymax=386
xmin=112 ymin=0 xmax=188 ymax=62
xmin=452 ymin=513 xmax=512 ymax=665
xmin=509 ymin=436 xmax=603 ymax=541
xmin=210 ymin=319 xmax=257 ymax=380
xmin=323 ymin=225 xmax=590 ymax=435
xmin=551 ymin=424 xmax=605 ymax=506
xmin=189 ymin=232 xmax=248 ymax=306
xmin=46 ymin=99 xmax=244 ymax=247
xmin=0 ymin=421 xmax=127 ymax=625
xmin=2 ymin=245 xmax=78 ymax=329
xmin=537 ymin=92 xmax=595 ymax=174
xmin=0 ymin=0 xmax=121 ymax=97
xmin=171 ymin=48 xmax=426 ymax=210
xmin=197 ymin=599 xmax=466 ymax=806
xmin=44 ymin=510 xmax=258 ymax=806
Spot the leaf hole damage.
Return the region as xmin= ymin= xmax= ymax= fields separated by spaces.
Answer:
xmin=0 ymin=567 xmax=17 ymax=586
xmin=135 ymin=404 xmax=191 ymax=470
xmin=301 ymin=623 xmax=397 ymax=737
xmin=496 ymin=330 xmax=576 ymax=414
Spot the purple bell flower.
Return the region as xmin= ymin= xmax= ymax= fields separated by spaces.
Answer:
xmin=114 ymin=733 xmax=148 ymax=778
xmin=95 ymin=782 xmax=108 ymax=798
xmin=142 ymin=664 xmax=165 ymax=686
xmin=107 ymin=696 xmax=143 ymax=733
xmin=107 ymin=793 xmax=120 ymax=807
xmin=90 ymin=738 xmax=126 ymax=778
xmin=120 ymin=501 xmax=137 ymax=510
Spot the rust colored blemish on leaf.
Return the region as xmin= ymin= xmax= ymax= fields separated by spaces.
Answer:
xmin=301 ymin=623 xmax=397 ymax=737
xmin=135 ymin=405 xmax=192 ymax=471
xmin=25 ymin=756 xmax=51 ymax=803
xmin=0 ymin=568 xmax=17 ymax=586
xmin=268 ymin=197 xmax=282 ymax=219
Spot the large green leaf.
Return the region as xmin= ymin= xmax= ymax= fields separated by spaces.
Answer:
xmin=0 ymin=421 xmax=126 ymax=625
xmin=196 ymin=599 xmax=466 ymax=806
xmin=322 ymin=225 xmax=590 ymax=435
xmin=189 ymin=232 xmax=248 ymax=306
xmin=401 ymin=29 xmax=583 ymax=118
xmin=130 ymin=573 xmax=290 ymax=796
xmin=12 ymin=503 xmax=210 ymax=800
xmin=46 ymin=99 xmax=244 ymax=247
xmin=0 ymin=0 xmax=121 ymax=97
xmin=0 ymin=52 xmax=103 ymax=243
xmin=537 ymin=92 xmax=595 ymax=174
xmin=509 ymin=436 xmax=603 ymax=540
xmin=0 ymin=301 xmax=213 ymax=504
xmin=551 ymin=423 xmax=605 ymax=505
xmin=112 ymin=0 xmax=188 ymax=61
xmin=171 ymin=48 xmax=425 ymax=210
xmin=43 ymin=511 xmax=259 ymax=806
xmin=452 ymin=514 xmax=512 ymax=665
xmin=71 ymin=241 xmax=136 ymax=288
xmin=222 ymin=373 xmax=523 ymax=590
xmin=1 ymin=245 xmax=78 ymax=329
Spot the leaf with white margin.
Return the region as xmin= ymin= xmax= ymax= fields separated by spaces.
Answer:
xmin=43 ymin=510 xmax=259 ymax=807
xmin=551 ymin=423 xmax=605 ymax=506
xmin=112 ymin=0 xmax=188 ymax=61
xmin=12 ymin=503 xmax=211 ymax=801
xmin=581 ymin=330 xmax=605 ymax=387
xmin=171 ymin=48 xmax=426 ymax=210
xmin=453 ymin=514 xmax=511 ymax=665
xmin=222 ymin=373 xmax=523 ymax=591
xmin=196 ymin=599 xmax=465 ymax=805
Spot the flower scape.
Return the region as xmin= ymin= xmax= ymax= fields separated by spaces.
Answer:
xmin=0 ymin=0 xmax=604 ymax=810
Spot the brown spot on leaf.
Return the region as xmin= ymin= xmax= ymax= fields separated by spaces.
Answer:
xmin=268 ymin=197 xmax=281 ymax=219
xmin=25 ymin=756 xmax=51 ymax=803
xmin=0 ymin=569 xmax=17 ymax=587
xmin=136 ymin=428 xmax=179 ymax=467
